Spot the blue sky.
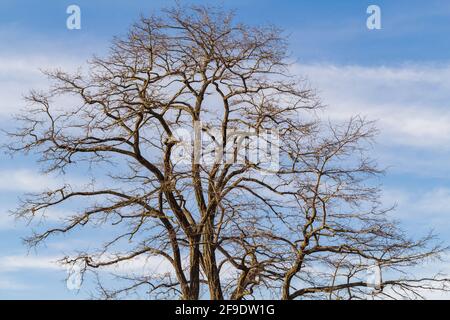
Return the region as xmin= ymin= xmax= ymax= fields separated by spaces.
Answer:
xmin=1 ymin=0 xmax=450 ymax=299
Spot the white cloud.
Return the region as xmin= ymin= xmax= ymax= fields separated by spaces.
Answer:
xmin=0 ymin=211 xmax=14 ymax=230
xmin=0 ymin=168 xmax=90 ymax=229
xmin=4 ymin=55 xmax=448 ymax=150
xmin=2 ymin=53 xmax=450 ymax=146
xmin=102 ymin=254 xmax=173 ymax=276
xmin=0 ymin=54 xmax=85 ymax=116
xmin=0 ymin=278 xmax=31 ymax=291
xmin=0 ymin=169 xmax=58 ymax=193
xmin=0 ymin=168 xmax=67 ymax=229
xmin=0 ymin=255 xmax=62 ymax=272
xmin=383 ymin=187 xmax=450 ymax=227
xmin=416 ymin=188 xmax=450 ymax=215
xmin=0 ymin=207 xmax=78 ymax=230
xmin=0 ymin=253 xmax=172 ymax=276
xmin=0 ymin=168 xmax=90 ymax=193
xmin=294 ymin=63 xmax=450 ymax=149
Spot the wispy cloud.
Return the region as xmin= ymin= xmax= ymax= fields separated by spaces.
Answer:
xmin=0 ymin=278 xmax=31 ymax=291
xmin=382 ymin=187 xmax=450 ymax=232
xmin=0 ymin=169 xmax=90 ymax=229
xmin=0 ymin=169 xmax=59 ymax=193
xmin=0 ymin=168 xmax=92 ymax=193
xmin=295 ymin=63 xmax=450 ymax=149
xmin=3 ymin=54 xmax=450 ymax=149
xmin=0 ymin=253 xmax=172 ymax=277
xmin=0 ymin=54 xmax=86 ymax=116
xmin=0 ymin=255 xmax=62 ymax=272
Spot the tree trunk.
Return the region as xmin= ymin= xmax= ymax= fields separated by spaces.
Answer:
xmin=188 ymin=235 xmax=201 ymax=300
xmin=203 ymin=218 xmax=223 ymax=300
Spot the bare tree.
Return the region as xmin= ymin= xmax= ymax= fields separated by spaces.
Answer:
xmin=5 ymin=5 xmax=449 ymax=300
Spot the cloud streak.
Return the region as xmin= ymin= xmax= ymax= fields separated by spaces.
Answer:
xmin=295 ymin=63 xmax=450 ymax=149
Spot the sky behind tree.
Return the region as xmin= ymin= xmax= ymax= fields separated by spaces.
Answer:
xmin=1 ymin=0 xmax=450 ymax=299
